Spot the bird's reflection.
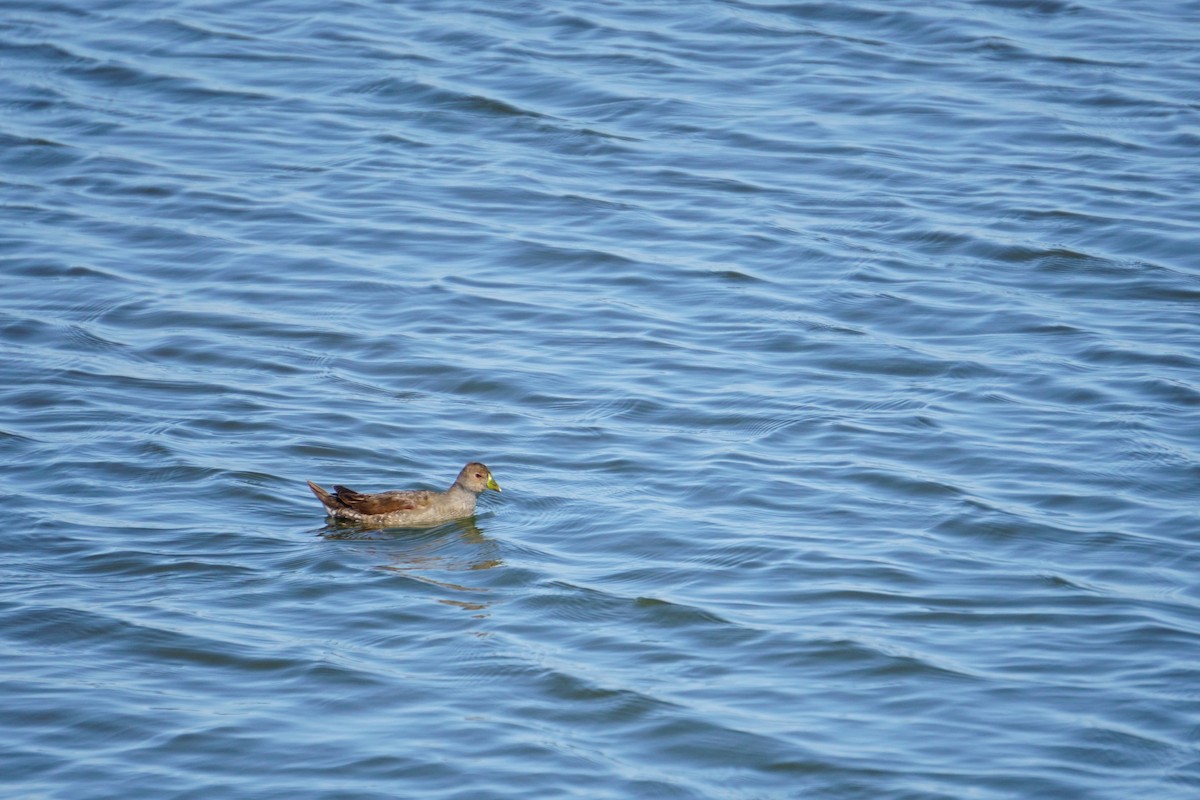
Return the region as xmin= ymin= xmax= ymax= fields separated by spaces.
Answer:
xmin=316 ymin=517 xmax=502 ymax=614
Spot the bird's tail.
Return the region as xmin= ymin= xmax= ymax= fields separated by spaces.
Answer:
xmin=307 ymin=480 xmax=339 ymax=512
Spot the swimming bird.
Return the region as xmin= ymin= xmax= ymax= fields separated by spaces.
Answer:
xmin=307 ymin=462 xmax=501 ymax=527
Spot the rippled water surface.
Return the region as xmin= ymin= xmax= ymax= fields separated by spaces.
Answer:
xmin=3 ymin=1 xmax=1199 ymax=797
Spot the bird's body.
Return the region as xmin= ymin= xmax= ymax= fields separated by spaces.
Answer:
xmin=307 ymin=462 xmax=500 ymax=527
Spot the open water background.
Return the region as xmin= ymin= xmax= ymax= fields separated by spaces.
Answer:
xmin=3 ymin=1 xmax=1199 ymax=797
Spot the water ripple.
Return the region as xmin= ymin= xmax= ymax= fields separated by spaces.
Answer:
xmin=2 ymin=0 xmax=1199 ymax=798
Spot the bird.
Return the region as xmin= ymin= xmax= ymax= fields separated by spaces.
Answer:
xmin=307 ymin=462 xmax=501 ymax=527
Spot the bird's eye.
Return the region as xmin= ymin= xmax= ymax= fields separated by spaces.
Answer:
xmin=475 ymin=473 xmax=484 ymax=479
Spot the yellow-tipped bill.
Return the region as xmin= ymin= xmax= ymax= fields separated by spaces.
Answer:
xmin=487 ymin=474 xmax=502 ymax=492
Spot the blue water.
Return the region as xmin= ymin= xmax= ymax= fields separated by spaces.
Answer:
xmin=3 ymin=1 xmax=1199 ymax=797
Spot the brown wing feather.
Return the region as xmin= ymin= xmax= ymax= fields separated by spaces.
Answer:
xmin=333 ymin=486 xmax=432 ymax=516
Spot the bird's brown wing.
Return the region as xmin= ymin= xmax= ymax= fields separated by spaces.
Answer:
xmin=332 ymin=486 xmax=434 ymax=516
